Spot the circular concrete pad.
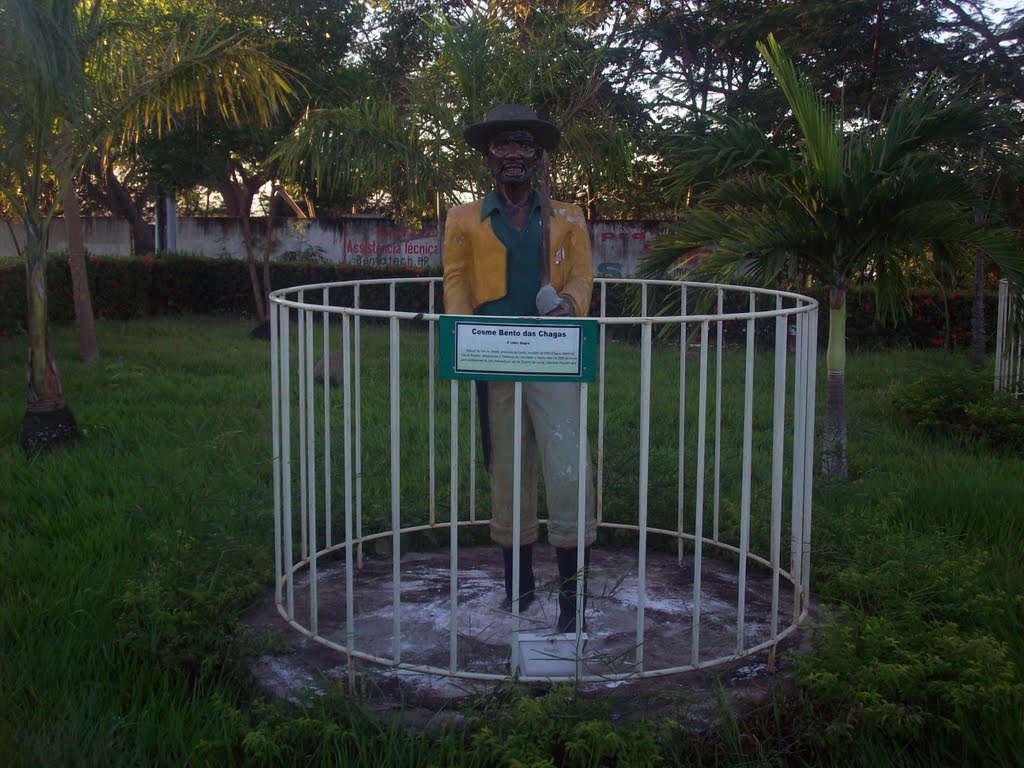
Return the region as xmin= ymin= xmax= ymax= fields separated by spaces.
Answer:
xmin=243 ymin=543 xmax=809 ymax=725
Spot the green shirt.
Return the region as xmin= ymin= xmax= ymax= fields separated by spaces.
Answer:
xmin=475 ymin=190 xmax=542 ymax=316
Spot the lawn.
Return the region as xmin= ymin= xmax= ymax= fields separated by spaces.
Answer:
xmin=1 ymin=315 xmax=1021 ymax=766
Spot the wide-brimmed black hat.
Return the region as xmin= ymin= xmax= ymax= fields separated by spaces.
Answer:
xmin=463 ymin=104 xmax=560 ymax=152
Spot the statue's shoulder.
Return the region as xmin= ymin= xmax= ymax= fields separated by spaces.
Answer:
xmin=446 ymin=199 xmax=484 ymax=225
xmin=549 ymin=200 xmax=587 ymax=225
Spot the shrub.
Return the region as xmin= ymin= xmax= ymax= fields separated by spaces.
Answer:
xmin=797 ymin=612 xmax=1022 ymax=751
xmin=467 ymin=685 xmax=665 ymax=767
xmin=891 ymin=370 xmax=1024 ymax=451
xmin=0 ymin=253 xmax=441 ymax=336
xmin=798 ymin=500 xmax=1024 ymax=762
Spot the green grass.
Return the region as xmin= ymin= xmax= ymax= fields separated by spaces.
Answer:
xmin=2 ymin=316 xmax=1022 ymax=766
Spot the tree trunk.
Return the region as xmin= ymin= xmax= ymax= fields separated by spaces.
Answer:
xmin=866 ymin=1 xmax=884 ymax=108
xmin=969 ymin=247 xmax=986 ymax=370
xmin=969 ymin=156 xmax=988 ymax=371
xmin=240 ymin=212 xmax=267 ymax=324
xmin=821 ymin=287 xmax=848 ymax=480
xmin=62 ymin=169 xmax=99 ymax=363
xmin=22 ymin=217 xmax=78 ymax=453
xmin=65 ymin=187 xmax=99 ymax=363
xmin=940 ymin=283 xmax=951 ymax=367
xmin=221 ymin=176 xmax=267 ymax=323
xmin=105 ymin=165 xmax=155 ymax=253
xmin=80 ymin=156 xmax=156 ymax=254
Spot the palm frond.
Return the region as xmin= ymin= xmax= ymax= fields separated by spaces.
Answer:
xmin=104 ymin=23 xmax=296 ymax=144
xmin=756 ymin=33 xmax=841 ymax=195
xmin=662 ymin=116 xmax=792 ymax=199
xmin=0 ymin=0 xmax=85 ymax=216
xmin=271 ymin=102 xmax=445 ymax=215
xmin=873 ymin=77 xmax=997 ymax=171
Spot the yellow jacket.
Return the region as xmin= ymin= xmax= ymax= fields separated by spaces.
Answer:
xmin=442 ymin=198 xmax=593 ymax=317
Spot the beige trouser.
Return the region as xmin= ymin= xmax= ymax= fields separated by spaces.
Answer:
xmin=486 ymin=380 xmax=597 ymax=549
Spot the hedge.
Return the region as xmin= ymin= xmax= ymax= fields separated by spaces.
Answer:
xmin=591 ymin=280 xmax=999 ymax=350
xmin=0 ymin=253 xmax=1001 ymax=350
xmin=0 ymin=253 xmax=442 ymax=336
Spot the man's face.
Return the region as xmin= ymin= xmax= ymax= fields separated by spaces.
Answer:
xmin=485 ymin=130 xmax=540 ymax=186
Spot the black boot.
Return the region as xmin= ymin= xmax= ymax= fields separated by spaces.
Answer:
xmin=555 ymin=547 xmax=590 ymax=634
xmin=501 ymin=545 xmax=536 ymax=611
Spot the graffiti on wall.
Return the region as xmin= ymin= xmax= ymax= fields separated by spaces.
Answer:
xmin=343 ymin=223 xmax=439 ymax=269
xmin=590 ymin=221 xmax=666 ymax=277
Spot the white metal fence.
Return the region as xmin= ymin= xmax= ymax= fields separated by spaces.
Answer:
xmin=269 ymin=277 xmax=819 ymax=683
xmin=995 ymin=278 xmax=1023 ymax=397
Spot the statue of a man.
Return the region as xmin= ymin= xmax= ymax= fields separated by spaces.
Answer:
xmin=443 ymin=104 xmax=596 ymax=633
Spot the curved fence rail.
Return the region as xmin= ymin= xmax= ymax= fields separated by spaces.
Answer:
xmin=269 ymin=277 xmax=818 ymax=683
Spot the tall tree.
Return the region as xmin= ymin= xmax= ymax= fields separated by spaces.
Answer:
xmin=273 ymin=6 xmax=646 ymax=221
xmin=930 ymin=0 xmax=1024 ymax=368
xmin=608 ymin=1 xmax=1017 ymax=130
xmin=642 ymin=35 xmax=1022 ymax=479
xmin=0 ymin=0 xmax=293 ymax=451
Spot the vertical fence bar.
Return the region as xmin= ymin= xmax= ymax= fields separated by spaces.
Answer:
xmin=800 ymin=309 xmax=818 ymax=617
xmin=298 ymin=294 xmax=308 ymax=561
xmin=469 ymin=383 xmax=477 ymax=522
xmin=280 ymin=306 xmax=294 ymax=620
xmin=691 ymin=320 xmax=710 ymax=666
xmin=449 ymin=378 xmax=460 ymax=673
xmin=323 ymin=290 xmax=332 ymax=550
xmin=790 ymin=312 xmax=807 ymax=622
xmin=271 ymin=301 xmax=283 ymax=605
xmin=713 ymin=288 xmax=723 ymax=541
xmin=1008 ymin=279 xmax=1017 ymax=394
xmin=342 ymin=312 xmax=356 ymax=690
xmin=769 ymin=299 xmax=787 ymax=642
xmin=1002 ymin=277 xmax=1023 ymax=396
xmin=735 ymin=293 xmax=755 ymax=654
xmin=429 ymin=282 xmax=436 ymax=526
xmin=510 ymin=382 xmax=524 ymax=675
xmin=636 ymin=323 xmax=653 ymax=671
xmin=597 ymin=283 xmax=608 ymax=524
xmin=389 ymin=313 xmax=402 ymax=663
xmin=677 ymin=285 xmax=688 ymax=564
xmin=575 ymin=380 xmax=590 ymax=677
xmin=995 ymin=279 xmax=1007 ymax=390
xmin=354 ymin=285 xmax=363 ymax=569
xmin=306 ymin=309 xmax=318 ymax=635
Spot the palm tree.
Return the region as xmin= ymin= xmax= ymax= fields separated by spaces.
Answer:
xmin=0 ymin=0 xmax=294 ymax=452
xmin=642 ymin=35 xmax=1022 ymax=480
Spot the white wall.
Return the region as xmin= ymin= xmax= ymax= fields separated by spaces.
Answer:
xmin=1 ymin=216 xmax=666 ymax=275
xmin=1 ymin=217 xmax=132 ymax=257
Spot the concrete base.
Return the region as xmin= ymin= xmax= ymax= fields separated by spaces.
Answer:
xmin=517 ymin=632 xmax=590 ymax=677
xmin=243 ymin=543 xmax=811 ymax=728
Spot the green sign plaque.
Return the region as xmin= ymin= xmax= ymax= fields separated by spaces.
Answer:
xmin=439 ymin=316 xmax=598 ymax=382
